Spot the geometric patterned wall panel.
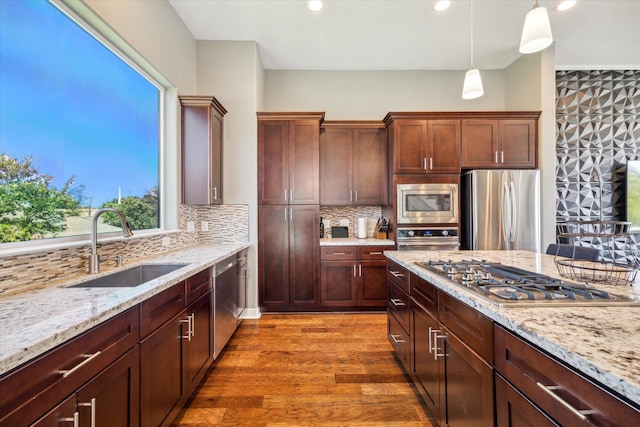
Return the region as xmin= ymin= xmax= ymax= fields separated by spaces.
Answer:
xmin=556 ymin=70 xmax=640 ymax=261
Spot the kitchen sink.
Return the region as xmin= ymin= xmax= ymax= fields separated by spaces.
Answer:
xmin=68 ymin=264 xmax=189 ymax=288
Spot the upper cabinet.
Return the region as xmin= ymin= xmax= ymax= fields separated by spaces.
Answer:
xmin=180 ymin=96 xmax=227 ymax=205
xmin=461 ymin=113 xmax=539 ymax=169
xmin=320 ymin=122 xmax=388 ymax=206
xmin=384 ymin=113 xmax=461 ymax=174
xmin=258 ymin=113 xmax=324 ymax=205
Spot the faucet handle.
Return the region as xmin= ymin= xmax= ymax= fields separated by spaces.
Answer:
xmin=103 ymin=255 xmax=126 ymax=267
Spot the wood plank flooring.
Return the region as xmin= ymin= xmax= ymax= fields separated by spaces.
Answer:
xmin=172 ymin=313 xmax=434 ymax=427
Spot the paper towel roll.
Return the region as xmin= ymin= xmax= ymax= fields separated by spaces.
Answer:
xmin=357 ymin=217 xmax=367 ymax=238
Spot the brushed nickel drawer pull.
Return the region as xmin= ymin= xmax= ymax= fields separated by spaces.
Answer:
xmin=78 ymin=397 xmax=96 ymax=427
xmin=390 ymin=298 xmax=405 ymax=307
xmin=332 ymin=252 xmax=346 ymax=255
xmin=59 ymin=351 xmax=101 ymax=378
xmin=389 ymin=270 xmax=405 ymax=278
xmin=536 ymin=382 xmax=592 ymax=421
xmin=369 ymin=251 xmax=383 ymax=255
xmin=390 ymin=334 xmax=405 ymax=344
xmin=60 ymin=412 xmax=79 ymax=426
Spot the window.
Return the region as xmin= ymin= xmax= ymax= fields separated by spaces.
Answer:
xmin=0 ymin=0 xmax=161 ymax=244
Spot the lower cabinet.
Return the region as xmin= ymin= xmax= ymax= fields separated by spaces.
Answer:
xmin=389 ymin=270 xmax=494 ymax=427
xmin=320 ymin=245 xmax=388 ymax=309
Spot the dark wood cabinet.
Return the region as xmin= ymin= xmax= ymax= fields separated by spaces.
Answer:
xmin=320 ymin=122 xmax=387 ymax=205
xmin=0 ymin=308 xmax=140 ymax=427
xmin=180 ymin=96 xmax=227 ymax=204
xmin=258 ymin=113 xmax=324 ymax=205
xmin=494 ymin=325 xmax=640 ymax=427
xmin=259 ymin=204 xmax=320 ymax=311
xmin=385 ymin=114 xmax=461 ymax=174
xmin=183 ymin=291 xmax=213 ymax=395
xmin=319 ymin=245 xmax=388 ymax=309
xmin=495 ymin=374 xmax=559 ymax=427
xmin=390 ymin=271 xmax=494 ymax=427
xmin=461 ymin=114 xmax=538 ymax=169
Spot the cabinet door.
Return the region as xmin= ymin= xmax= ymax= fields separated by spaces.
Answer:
xmin=499 ymin=119 xmax=536 ymax=168
xmin=258 ymin=120 xmax=289 ymax=204
xmin=495 ymin=374 xmax=559 ymax=427
xmin=353 ymin=128 xmax=388 ymax=205
xmin=289 ymin=121 xmax=320 ymax=204
xmin=393 ymin=120 xmax=428 ymax=174
xmin=412 ymin=303 xmax=443 ymax=425
xmin=210 ymin=108 xmax=224 ymax=204
xmin=140 ymin=314 xmax=185 ymax=427
xmin=289 ymin=205 xmax=320 ymax=307
xmin=461 ymin=119 xmax=499 ymax=168
xmin=258 ymin=205 xmax=290 ymax=308
xmin=320 ymin=261 xmax=357 ymax=306
xmin=184 ymin=292 xmax=213 ymax=395
xmin=320 ymin=127 xmax=353 ymax=205
xmin=444 ymin=328 xmax=494 ymax=427
xmin=427 ymin=120 xmax=460 ymax=173
xmin=77 ymin=347 xmax=140 ymax=427
xmin=30 ymin=395 xmax=77 ymax=427
xmin=358 ymin=260 xmax=388 ymax=306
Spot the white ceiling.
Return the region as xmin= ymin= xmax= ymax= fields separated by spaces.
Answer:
xmin=168 ymin=0 xmax=640 ymax=71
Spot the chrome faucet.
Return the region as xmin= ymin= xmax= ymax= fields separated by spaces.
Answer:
xmin=89 ymin=208 xmax=133 ymax=274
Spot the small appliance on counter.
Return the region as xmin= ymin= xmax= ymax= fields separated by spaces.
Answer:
xmin=331 ymin=226 xmax=349 ymax=238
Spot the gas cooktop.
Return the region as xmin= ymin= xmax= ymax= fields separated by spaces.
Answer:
xmin=416 ymin=259 xmax=640 ymax=307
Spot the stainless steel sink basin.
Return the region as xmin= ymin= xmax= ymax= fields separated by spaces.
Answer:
xmin=68 ymin=264 xmax=189 ymax=288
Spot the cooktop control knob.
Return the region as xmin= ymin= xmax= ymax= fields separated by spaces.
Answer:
xmin=442 ymin=230 xmax=449 ymax=236
xmin=407 ymin=230 xmax=415 ymax=237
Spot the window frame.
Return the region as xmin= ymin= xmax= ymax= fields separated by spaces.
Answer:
xmin=0 ymin=0 xmax=178 ymax=255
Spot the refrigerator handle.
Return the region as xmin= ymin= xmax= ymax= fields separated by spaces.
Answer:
xmin=509 ymin=180 xmax=517 ymax=244
xmin=501 ymin=176 xmax=511 ymax=246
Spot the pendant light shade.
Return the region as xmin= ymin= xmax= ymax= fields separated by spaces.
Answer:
xmin=519 ymin=2 xmax=553 ymax=54
xmin=462 ymin=0 xmax=483 ymax=100
xmin=462 ymin=68 xmax=484 ymax=100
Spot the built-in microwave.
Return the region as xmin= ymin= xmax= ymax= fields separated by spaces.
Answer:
xmin=396 ymin=183 xmax=458 ymax=224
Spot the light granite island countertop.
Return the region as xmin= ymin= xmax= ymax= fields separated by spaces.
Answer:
xmin=384 ymin=249 xmax=640 ymax=408
xmin=0 ymin=243 xmax=249 ymax=376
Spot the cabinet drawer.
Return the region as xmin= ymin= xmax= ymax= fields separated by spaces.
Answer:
xmin=0 ymin=307 xmax=140 ymax=427
xmin=495 ymin=373 xmax=559 ymax=427
xmin=185 ymin=268 xmax=212 ymax=305
xmin=320 ymin=246 xmax=356 ymax=261
xmin=438 ymin=291 xmax=493 ymax=363
xmin=386 ymin=260 xmax=409 ymax=293
xmin=411 ymin=273 xmax=438 ymax=315
xmin=357 ymin=246 xmax=388 ymax=260
xmin=388 ymin=311 xmax=410 ymax=373
xmin=494 ymin=325 xmax=640 ymax=427
xmin=388 ymin=282 xmax=410 ymax=333
xmin=140 ymin=282 xmax=186 ymax=338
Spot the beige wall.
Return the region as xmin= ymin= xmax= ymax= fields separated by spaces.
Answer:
xmin=265 ymin=70 xmax=508 ymax=119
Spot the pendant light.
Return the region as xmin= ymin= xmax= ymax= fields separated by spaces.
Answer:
xmin=462 ymin=0 xmax=483 ymax=100
xmin=519 ymin=0 xmax=553 ymax=54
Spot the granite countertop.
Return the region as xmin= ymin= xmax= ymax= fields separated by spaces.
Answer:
xmin=320 ymin=237 xmax=395 ymax=246
xmin=0 ymin=243 xmax=249 ymax=376
xmin=384 ymin=249 xmax=640 ymax=407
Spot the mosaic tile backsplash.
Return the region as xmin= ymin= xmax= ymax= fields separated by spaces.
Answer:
xmin=0 ymin=204 xmax=249 ymax=296
xmin=555 ymin=70 xmax=640 ymax=261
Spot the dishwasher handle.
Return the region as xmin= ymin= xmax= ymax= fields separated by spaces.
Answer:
xmin=215 ymin=256 xmax=237 ymax=276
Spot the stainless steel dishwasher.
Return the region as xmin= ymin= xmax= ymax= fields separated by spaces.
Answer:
xmin=213 ymin=255 xmax=238 ymax=358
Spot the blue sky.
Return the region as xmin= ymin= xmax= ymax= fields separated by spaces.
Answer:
xmin=0 ymin=0 xmax=159 ymax=206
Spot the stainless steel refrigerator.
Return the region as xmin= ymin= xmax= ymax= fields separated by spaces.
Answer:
xmin=461 ymin=170 xmax=541 ymax=252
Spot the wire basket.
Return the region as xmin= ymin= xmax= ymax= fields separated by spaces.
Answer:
xmin=556 ymin=220 xmax=631 ymax=239
xmin=554 ymin=259 xmax=639 ymax=286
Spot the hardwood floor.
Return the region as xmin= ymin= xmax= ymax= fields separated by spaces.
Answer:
xmin=172 ymin=313 xmax=434 ymax=427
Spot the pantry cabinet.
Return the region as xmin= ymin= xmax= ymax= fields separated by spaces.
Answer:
xmin=258 ymin=113 xmax=324 ymax=205
xmin=259 ymin=204 xmax=320 ymax=311
xmin=180 ymin=96 xmax=227 ymax=205
xmin=319 ymin=245 xmax=388 ymax=308
xmin=384 ymin=114 xmax=461 ymax=174
xmin=461 ymin=114 xmax=538 ymax=169
xmin=320 ymin=122 xmax=388 ymax=206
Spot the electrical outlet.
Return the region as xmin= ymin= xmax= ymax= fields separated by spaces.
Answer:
xmin=162 ymin=236 xmax=171 ymax=246
xmin=339 ymin=219 xmax=349 ymax=226
xmin=201 ymin=221 xmax=209 ymax=232
xmin=187 ymin=221 xmax=195 ymax=232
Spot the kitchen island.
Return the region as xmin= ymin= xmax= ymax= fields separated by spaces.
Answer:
xmin=385 ymin=249 xmax=640 ymax=424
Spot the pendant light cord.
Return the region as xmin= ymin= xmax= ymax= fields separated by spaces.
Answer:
xmin=469 ymin=0 xmax=474 ymax=68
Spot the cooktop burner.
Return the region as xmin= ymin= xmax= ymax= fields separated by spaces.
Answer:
xmin=415 ymin=259 xmax=640 ymax=307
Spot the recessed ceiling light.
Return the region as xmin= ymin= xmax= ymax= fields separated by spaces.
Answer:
xmin=308 ymin=1 xmax=323 ymax=12
xmin=556 ymin=0 xmax=576 ymax=11
xmin=434 ymin=1 xmax=451 ymax=12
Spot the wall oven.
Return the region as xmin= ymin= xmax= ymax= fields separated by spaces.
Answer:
xmin=396 ymin=227 xmax=460 ymax=251
xmin=396 ymin=183 xmax=458 ymax=224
